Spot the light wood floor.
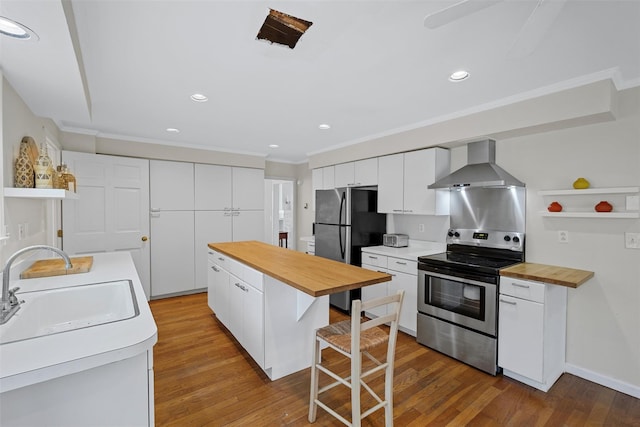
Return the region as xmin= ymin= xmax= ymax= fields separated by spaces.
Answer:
xmin=150 ymin=293 xmax=639 ymax=426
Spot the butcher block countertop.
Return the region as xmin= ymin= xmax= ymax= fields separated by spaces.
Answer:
xmin=208 ymin=241 xmax=391 ymax=297
xmin=500 ymin=262 xmax=594 ymax=288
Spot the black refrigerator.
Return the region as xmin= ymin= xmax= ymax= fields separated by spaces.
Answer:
xmin=315 ymin=187 xmax=386 ymax=312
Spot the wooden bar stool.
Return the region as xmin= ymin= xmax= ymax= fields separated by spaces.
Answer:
xmin=278 ymin=231 xmax=288 ymax=248
xmin=308 ymin=290 xmax=404 ymax=427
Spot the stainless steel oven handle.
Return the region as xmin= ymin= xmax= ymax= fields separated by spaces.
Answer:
xmin=499 ymin=298 xmax=517 ymax=305
xmin=421 ymin=270 xmax=494 ymax=288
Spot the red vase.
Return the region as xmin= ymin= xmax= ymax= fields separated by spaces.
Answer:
xmin=595 ymin=201 xmax=613 ymax=212
xmin=548 ymin=201 xmax=563 ymax=212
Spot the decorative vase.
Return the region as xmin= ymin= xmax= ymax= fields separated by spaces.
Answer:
xmin=547 ymin=201 xmax=563 ymax=212
xmin=15 ymin=140 xmax=35 ymax=188
xmin=34 ymin=143 xmax=53 ymax=189
xmin=595 ymin=201 xmax=613 ymax=212
xmin=573 ymin=177 xmax=590 ymax=189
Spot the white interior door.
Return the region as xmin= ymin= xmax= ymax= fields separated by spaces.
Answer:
xmin=62 ymin=152 xmax=151 ymax=299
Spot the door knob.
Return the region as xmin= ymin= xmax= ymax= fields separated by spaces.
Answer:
xmin=141 ymin=236 xmax=148 ymax=242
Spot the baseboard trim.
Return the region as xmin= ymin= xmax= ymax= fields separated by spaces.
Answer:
xmin=565 ymin=363 xmax=640 ymax=399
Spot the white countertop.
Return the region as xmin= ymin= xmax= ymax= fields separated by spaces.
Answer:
xmin=0 ymin=252 xmax=157 ymax=393
xmin=361 ymin=240 xmax=446 ymax=261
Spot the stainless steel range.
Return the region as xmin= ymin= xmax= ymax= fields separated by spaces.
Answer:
xmin=418 ymin=139 xmax=526 ymax=375
xmin=417 ymin=228 xmax=524 ymax=375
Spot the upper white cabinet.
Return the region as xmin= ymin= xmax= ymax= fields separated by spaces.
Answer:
xmin=311 ymin=166 xmax=335 ymax=210
xmin=195 ymin=164 xmax=264 ymax=211
xmin=378 ymin=148 xmax=450 ymax=215
xmin=334 ymin=158 xmax=378 ymax=188
xmin=150 ymin=160 xmax=194 ymax=210
xmin=195 ymin=164 xmax=232 ymax=210
xmin=232 ymin=167 xmax=265 ymax=211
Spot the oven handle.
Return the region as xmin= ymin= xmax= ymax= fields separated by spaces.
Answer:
xmin=420 ymin=270 xmax=495 ymax=288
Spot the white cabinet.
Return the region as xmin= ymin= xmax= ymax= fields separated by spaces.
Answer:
xmin=334 ymin=158 xmax=378 ymax=188
xmin=195 ymin=164 xmax=232 ymax=210
xmin=378 ymin=148 xmax=450 ymax=215
xmin=150 ymin=210 xmax=195 ymax=296
xmin=150 ymin=160 xmax=194 ymax=210
xmin=498 ymin=277 xmax=567 ymax=392
xmin=153 ymin=162 xmax=263 ymax=297
xmin=312 ymin=166 xmax=335 ymax=210
xmin=209 ymin=254 xmax=265 ymax=368
xmin=361 ymin=251 xmax=418 ymax=336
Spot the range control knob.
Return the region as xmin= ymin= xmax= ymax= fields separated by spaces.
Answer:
xmin=504 ymin=235 xmax=511 ymax=242
xmin=447 ymin=230 xmax=455 ymax=237
xmin=513 ymin=236 xmax=520 ymax=243
xmin=454 ymin=232 xmax=460 ymax=238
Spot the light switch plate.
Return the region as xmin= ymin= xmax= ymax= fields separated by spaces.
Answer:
xmin=625 ymin=232 xmax=640 ymax=249
xmin=626 ymin=195 xmax=640 ymax=211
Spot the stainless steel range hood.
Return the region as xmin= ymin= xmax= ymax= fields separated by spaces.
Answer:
xmin=428 ymin=139 xmax=525 ymax=189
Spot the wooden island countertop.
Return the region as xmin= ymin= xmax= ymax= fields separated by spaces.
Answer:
xmin=208 ymin=240 xmax=391 ymax=297
xmin=500 ymin=262 xmax=594 ymax=288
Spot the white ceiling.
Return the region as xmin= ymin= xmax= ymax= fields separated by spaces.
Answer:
xmin=1 ymin=0 xmax=639 ymax=163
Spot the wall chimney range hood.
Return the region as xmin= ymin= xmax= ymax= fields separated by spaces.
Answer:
xmin=428 ymin=139 xmax=525 ymax=189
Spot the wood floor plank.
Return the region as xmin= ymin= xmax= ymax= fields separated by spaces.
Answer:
xmin=150 ymin=293 xmax=640 ymax=426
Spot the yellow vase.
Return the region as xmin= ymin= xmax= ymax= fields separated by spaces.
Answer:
xmin=573 ymin=177 xmax=590 ymax=189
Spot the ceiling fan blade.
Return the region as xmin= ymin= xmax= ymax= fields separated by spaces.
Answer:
xmin=508 ymin=0 xmax=566 ymax=58
xmin=424 ymin=0 xmax=503 ymax=29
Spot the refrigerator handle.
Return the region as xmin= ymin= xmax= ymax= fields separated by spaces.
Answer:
xmin=339 ymin=191 xmax=346 ymax=259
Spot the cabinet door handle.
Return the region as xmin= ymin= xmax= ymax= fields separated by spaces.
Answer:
xmin=499 ymin=299 xmax=517 ymax=305
xmin=395 ymin=261 xmax=407 ymax=265
xmin=393 ymin=209 xmax=403 ymax=213
xmin=218 ymin=257 xmax=225 ymax=261
xmin=211 ymin=266 xmax=220 ymax=272
xmin=368 ymin=256 xmax=378 ymax=259
xmin=512 ymin=283 xmax=530 ymax=288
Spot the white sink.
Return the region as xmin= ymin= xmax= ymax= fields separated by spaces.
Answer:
xmin=0 ymin=280 xmax=139 ymax=344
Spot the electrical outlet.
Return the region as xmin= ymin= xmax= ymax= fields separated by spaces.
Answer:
xmin=558 ymin=230 xmax=569 ymax=243
xmin=419 ymin=224 xmax=425 ymax=232
xmin=625 ymin=232 xmax=640 ymax=249
xmin=18 ymin=223 xmax=26 ymax=240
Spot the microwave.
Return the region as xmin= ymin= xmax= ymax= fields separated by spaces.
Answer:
xmin=383 ymin=234 xmax=409 ymax=248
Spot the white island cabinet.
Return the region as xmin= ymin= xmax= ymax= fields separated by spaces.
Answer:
xmin=498 ymin=277 xmax=567 ymax=392
xmin=0 ymin=252 xmax=157 ymax=426
xmin=207 ymin=241 xmax=391 ymax=381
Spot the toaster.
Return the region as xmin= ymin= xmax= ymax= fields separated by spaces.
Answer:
xmin=383 ymin=234 xmax=409 ymax=248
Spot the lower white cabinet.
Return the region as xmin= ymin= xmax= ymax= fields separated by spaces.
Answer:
xmin=208 ymin=251 xmax=265 ymax=368
xmin=207 ymin=249 xmax=329 ymax=380
xmin=150 ymin=211 xmax=195 ymax=296
xmin=361 ymin=251 xmax=418 ymax=336
xmin=498 ymin=277 xmax=567 ymax=392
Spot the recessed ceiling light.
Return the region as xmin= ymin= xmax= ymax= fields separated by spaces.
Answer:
xmin=269 ymin=144 xmax=279 ymax=148
xmin=0 ymin=16 xmax=39 ymax=40
xmin=190 ymin=93 xmax=208 ymax=102
xmin=449 ymin=70 xmax=470 ymax=82
xmin=318 ymin=124 xmax=331 ymax=130
xmin=166 ymin=128 xmax=180 ymax=133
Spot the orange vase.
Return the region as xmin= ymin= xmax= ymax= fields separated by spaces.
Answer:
xmin=595 ymin=201 xmax=612 ymax=212
xmin=548 ymin=201 xmax=563 ymax=212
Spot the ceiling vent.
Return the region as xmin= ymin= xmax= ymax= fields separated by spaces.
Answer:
xmin=256 ymin=9 xmax=312 ymax=49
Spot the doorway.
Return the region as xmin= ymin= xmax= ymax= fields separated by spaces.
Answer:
xmin=264 ymin=179 xmax=295 ymax=250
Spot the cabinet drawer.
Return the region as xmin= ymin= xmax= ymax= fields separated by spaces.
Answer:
xmin=244 ymin=266 xmax=264 ymax=292
xmin=500 ymin=277 xmax=545 ymax=303
xmin=361 ymin=252 xmax=387 ymax=268
xmin=209 ymin=250 xmax=229 ymax=271
xmin=387 ymin=257 xmax=417 ymax=275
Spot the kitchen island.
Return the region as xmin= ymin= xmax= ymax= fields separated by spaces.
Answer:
xmin=207 ymin=240 xmax=391 ymax=380
xmin=0 ymin=251 xmax=157 ymax=426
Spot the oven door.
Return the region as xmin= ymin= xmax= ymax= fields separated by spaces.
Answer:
xmin=418 ymin=270 xmax=496 ymax=336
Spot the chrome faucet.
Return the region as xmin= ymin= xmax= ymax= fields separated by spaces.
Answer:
xmin=1 ymin=245 xmax=73 ymax=324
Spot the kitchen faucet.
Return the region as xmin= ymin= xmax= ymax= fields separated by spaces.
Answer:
xmin=1 ymin=245 xmax=73 ymax=324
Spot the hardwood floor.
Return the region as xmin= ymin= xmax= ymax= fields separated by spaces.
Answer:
xmin=150 ymin=293 xmax=639 ymax=426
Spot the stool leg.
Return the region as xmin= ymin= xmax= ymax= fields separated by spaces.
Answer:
xmin=308 ymin=337 xmax=320 ymax=423
xmin=384 ymin=358 xmax=395 ymax=426
xmin=351 ymin=351 xmax=362 ymax=427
